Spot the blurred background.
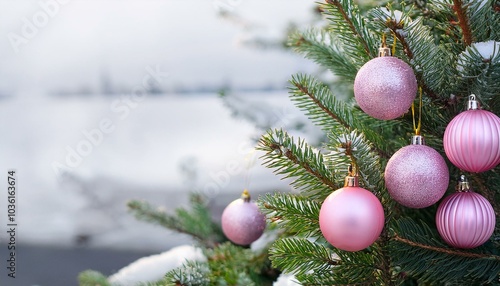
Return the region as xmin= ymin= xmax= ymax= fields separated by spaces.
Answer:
xmin=0 ymin=0 xmax=322 ymax=285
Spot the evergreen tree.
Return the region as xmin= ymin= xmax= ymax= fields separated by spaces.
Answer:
xmin=80 ymin=0 xmax=500 ymax=285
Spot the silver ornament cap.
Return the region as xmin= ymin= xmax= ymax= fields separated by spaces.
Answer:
xmin=411 ymin=135 xmax=425 ymax=145
xmin=457 ymin=175 xmax=471 ymax=193
xmin=467 ymin=94 xmax=479 ymax=110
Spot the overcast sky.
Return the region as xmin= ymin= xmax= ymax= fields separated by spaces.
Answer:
xmin=0 ymin=0 xmax=318 ymax=96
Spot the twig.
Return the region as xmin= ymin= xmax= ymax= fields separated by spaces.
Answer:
xmin=393 ymin=234 xmax=500 ymax=260
xmin=452 ymin=0 xmax=473 ymax=46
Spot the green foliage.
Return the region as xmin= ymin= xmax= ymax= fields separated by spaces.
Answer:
xmin=390 ymin=218 xmax=500 ymax=285
xmin=468 ymin=0 xmax=500 ymax=41
xmin=128 ymin=193 xmax=225 ymax=248
xmin=163 ymin=242 xmax=277 ymax=286
xmin=257 ymin=128 xmax=340 ymax=201
xmin=257 ymin=0 xmax=500 ymax=285
xmin=289 ymin=29 xmax=360 ymax=81
xmin=78 ymin=270 xmax=110 ymax=286
xmin=269 ymin=238 xmax=336 ymax=276
xmin=163 ymin=261 xmax=212 ymax=286
xmin=259 ymin=193 xmax=322 ymax=237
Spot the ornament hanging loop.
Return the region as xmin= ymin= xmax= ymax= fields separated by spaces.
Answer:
xmin=412 ymin=87 xmax=423 ymax=136
xmin=467 ymin=94 xmax=479 ymax=110
xmin=378 ymin=34 xmax=391 ymax=57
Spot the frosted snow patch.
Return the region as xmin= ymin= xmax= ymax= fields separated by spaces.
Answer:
xmin=457 ymin=41 xmax=500 ymax=72
xmin=472 ymin=41 xmax=500 ymax=59
xmin=273 ymin=274 xmax=299 ymax=286
xmin=108 ymin=245 xmax=205 ymax=286
xmin=380 ymin=8 xmax=403 ymax=23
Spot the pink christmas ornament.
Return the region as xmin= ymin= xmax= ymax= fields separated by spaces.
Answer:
xmin=354 ymin=47 xmax=417 ymax=120
xmin=221 ymin=190 xmax=266 ymax=245
xmin=385 ymin=135 xmax=449 ymax=208
xmin=319 ymin=175 xmax=385 ymax=252
xmin=443 ymin=94 xmax=500 ymax=173
xmin=436 ymin=176 xmax=495 ymax=249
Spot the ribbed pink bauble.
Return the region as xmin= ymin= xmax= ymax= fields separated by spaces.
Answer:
xmin=319 ymin=176 xmax=385 ymax=252
xmin=443 ymin=95 xmax=500 ymax=173
xmin=436 ymin=176 xmax=495 ymax=249
xmin=385 ymin=136 xmax=449 ymax=208
xmin=221 ymin=190 xmax=266 ymax=246
xmin=354 ymin=49 xmax=417 ymax=120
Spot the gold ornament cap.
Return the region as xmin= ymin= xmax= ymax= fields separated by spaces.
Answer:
xmin=344 ymin=175 xmax=359 ymax=187
xmin=241 ymin=189 xmax=251 ymax=202
xmin=378 ymin=46 xmax=391 ymax=57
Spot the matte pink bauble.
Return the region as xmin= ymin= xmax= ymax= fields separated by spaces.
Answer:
xmin=221 ymin=190 xmax=266 ymax=245
xmin=354 ymin=56 xmax=417 ymax=120
xmin=319 ymin=176 xmax=385 ymax=252
xmin=436 ymin=185 xmax=495 ymax=249
xmin=443 ymin=95 xmax=500 ymax=173
xmin=385 ymin=136 xmax=449 ymax=208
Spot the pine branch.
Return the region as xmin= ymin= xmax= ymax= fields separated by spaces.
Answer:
xmin=468 ymin=0 xmax=500 ymax=42
xmin=289 ymin=30 xmax=359 ymax=80
xmin=390 ymin=218 xmax=500 ymax=283
xmin=291 ymin=75 xmax=349 ymax=130
xmin=279 ymin=238 xmax=385 ymax=285
xmin=452 ymin=0 xmax=473 ymax=46
xmin=127 ymin=194 xmax=225 ymax=248
xmin=325 ymin=130 xmax=387 ymax=195
xmin=257 ymin=129 xmax=339 ymax=200
xmin=269 ymin=238 xmax=338 ymax=276
xmin=393 ymin=235 xmax=500 ymax=261
xmin=164 ymin=261 xmax=211 ymax=286
xmin=325 ymin=0 xmax=372 ymax=57
xmin=164 ymin=243 xmax=277 ymax=285
xmin=259 ymin=193 xmax=322 ymax=237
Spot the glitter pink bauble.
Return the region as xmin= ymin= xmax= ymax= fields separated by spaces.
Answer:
xmin=354 ymin=56 xmax=417 ymax=120
xmin=436 ymin=191 xmax=495 ymax=248
xmin=385 ymin=145 xmax=449 ymax=208
xmin=443 ymin=109 xmax=500 ymax=173
xmin=221 ymin=198 xmax=266 ymax=245
xmin=319 ymin=186 xmax=385 ymax=252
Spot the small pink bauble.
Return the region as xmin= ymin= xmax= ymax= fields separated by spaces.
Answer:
xmin=354 ymin=56 xmax=417 ymax=120
xmin=221 ymin=192 xmax=266 ymax=246
xmin=436 ymin=191 xmax=495 ymax=249
xmin=319 ymin=182 xmax=385 ymax=252
xmin=443 ymin=107 xmax=500 ymax=173
xmin=385 ymin=137 xmax=449 ymax=208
